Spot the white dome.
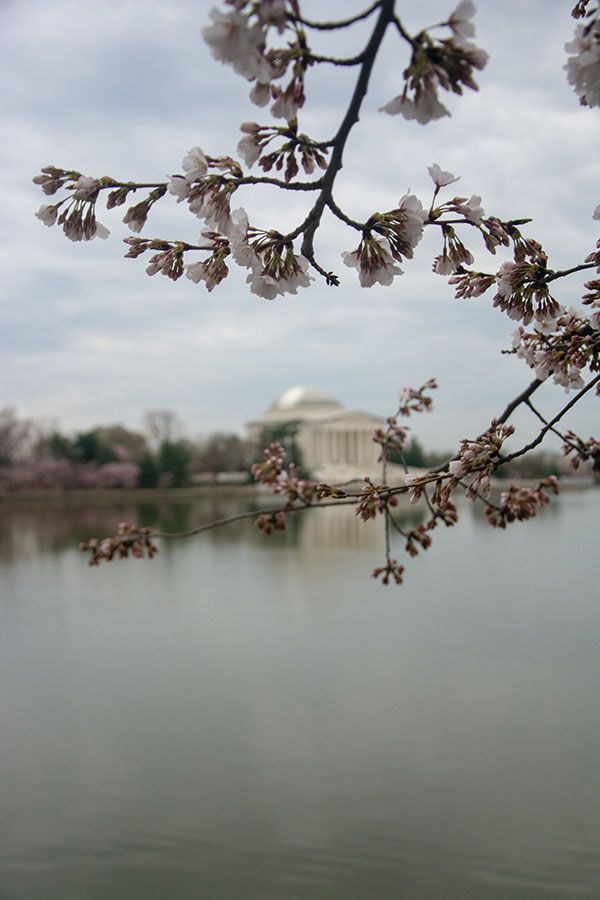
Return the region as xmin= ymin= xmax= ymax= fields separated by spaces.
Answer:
xmin=273 ymin=386 xmax=343 ymax=411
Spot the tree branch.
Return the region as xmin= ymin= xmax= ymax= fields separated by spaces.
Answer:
xmin=309 ymin=52 xmax=365 ymax=66
xmin=300 ymin=0 xmax=396 ymax=265
xmin=501 ymin=374 xmax=600 ymax=464
xmin=496 ymin=377 xmax=543 ymax=424
xmin=293 ymin=2 xmax=383 ymax=31
xmin=545 ymin=262 xmax=597 ymax=283
xmin=152 ymin=496 xmax=359 ymax=540
xmin=235 ymin=174 xmax=323 ymax=191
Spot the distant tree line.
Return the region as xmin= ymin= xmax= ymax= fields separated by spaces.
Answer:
xmin=0 ymin=407 xmax=254 ymax=492
xmin=0 ymin=406 xmax=586 ymax=493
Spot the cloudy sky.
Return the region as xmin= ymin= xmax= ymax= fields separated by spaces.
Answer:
xmin=1 ymin=0 xmax=599 ymax=451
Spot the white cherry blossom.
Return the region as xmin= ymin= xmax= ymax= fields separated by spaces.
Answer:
xmin=257 ymin=0 xmax=288 ymax=33
xmin=35 ymin=204 xmax=58 ymax=227
xmin=168 ymin=175 xmax=191 ymax=203
xmin=188 ymin=188 xmax=232 ymax=233
xmin=181 ymin=147 xmax=208 ymax=181
xmin=495 ymin=259 xmax=517 ymax=298
xmin=427 ymin=164 xmax=460 ymax=188
xmin=565 ymin=19 xmax=600 ymax=108
xmin=342 ymin=236 xmax=403 ymax=288
xmin=454 ymin=194 xmax=485 ymax=223
xmin=433 ymin=254 xmax=459 ymax=275
xmin=72 ymin=176 xmax=100 ymax=200
xmin=593 ymin=203 xmax=600 ymax=220
xmin=250 ymin=81 xmax=270 ymax=107
xmin=277 ymin=256 xmax=313 ymax=294
xmin=448 ymin=0 xmax=476 ymax=44
xmin=397 ymin=191 xmax=428 ymax=251
xmin=202 ymin=8 xmax=272 ymax=84
xmin=380 ymin=91 xmax=450 ymax=124
xmin=237 ymin=133 xmax=261 ymax=168
xmin=93 ymin=222 xmax=110 ymax=240
xmin=270 ymin=86 xmax=299 ymax=121
xmin=226 ymin=207 xmax=260 ymax=269
xmin=247 ymin=272 xmax=280 ymax=300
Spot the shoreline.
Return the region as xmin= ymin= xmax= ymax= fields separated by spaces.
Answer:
xmin=0 ymin=484 xmax=260 ymax=506
xmin=0 ymin=476 xmax=595 ymax=506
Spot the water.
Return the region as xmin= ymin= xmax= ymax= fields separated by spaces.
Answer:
xmin=1 ymin=489 xmax=599 ymax=899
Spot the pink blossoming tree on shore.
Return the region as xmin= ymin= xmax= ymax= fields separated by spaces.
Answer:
xmin=34 ymin=0 xmax=600 ymax=582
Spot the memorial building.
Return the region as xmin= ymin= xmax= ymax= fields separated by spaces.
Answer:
xmin=247 ymin=386 xmax=395 ymax=483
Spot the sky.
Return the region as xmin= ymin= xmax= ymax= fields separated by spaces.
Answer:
xmin=1 ymin=0 xmax=599 ymax=452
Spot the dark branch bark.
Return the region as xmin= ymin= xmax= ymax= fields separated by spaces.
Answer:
xmin=300 ymin=0 xmax=396 ymax=267
xmin=501 ymin=374 xmax=600 ymax=464
xmin=309 ymin=52 xmax=365 ymax=66
xmin=293 ymin=2 xmax=382 ymax=31
xmin=495 ymin=377 xmax=543 ymax=424
xmin=545 ymin=262 xmax=597 ymax=283
xmin=153 ymin=497 xmax=359 ymax=540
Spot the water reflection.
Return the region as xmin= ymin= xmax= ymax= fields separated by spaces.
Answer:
xmin=0 ymin=491 xmax=427 ymax=563
xmin=1 ymin=490 xmax=599 ymax=900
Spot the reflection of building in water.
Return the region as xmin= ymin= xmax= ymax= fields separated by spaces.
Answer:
xmin=247 ymin=386 xmax=403 ymax=483
xmin=296 ymin=504 xmax=383 ymax=551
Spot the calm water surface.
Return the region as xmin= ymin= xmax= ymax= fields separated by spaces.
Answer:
xmin=1 ymin=489 xmax=599 ymax=900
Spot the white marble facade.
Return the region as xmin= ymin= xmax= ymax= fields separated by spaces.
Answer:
xmin=247 ymin=386 xmax=391 ymax=482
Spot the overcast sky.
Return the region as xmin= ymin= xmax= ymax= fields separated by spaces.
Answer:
xmin=1 ymin=0 xmax=599 ymax=451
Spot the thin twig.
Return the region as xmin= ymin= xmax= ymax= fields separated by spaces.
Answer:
xmin=496 ymin=377 xmax=543 ymax=424
xmin=235 ymin=174 xmax=323 ymax=191
xmin=327 ymin=196 xmax=365 ymax=230
xmin=153 ymin=496 xmax=359 ymax=540
xmin=293 ymin=2 xmax=382 ymax=31
xmin=545 ymin=262 xmax=597 ymax=283
xmin=525 ymin=399 xmax=581 ymax=450
xmin=387 ymin=510 xmax=407 ymax=538
xmin=309 ymin=52 xmax=365 ymax=66
xmin=501 ymin=374 xmax=600 ymax=464
xmin=391 ymin=14 xmax=413 ymax=43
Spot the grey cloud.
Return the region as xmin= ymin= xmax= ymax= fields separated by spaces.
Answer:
xmin=1 ymin=0 xmax=599 ymax=448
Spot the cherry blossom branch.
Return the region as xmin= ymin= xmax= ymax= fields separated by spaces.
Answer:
xmin=545 ymin=262 xmax=597 ymax=282
xmin=495 ymin=377 xmax=543 ymax=425
xmin=501 ymin=374 xmax=600 ymax=464
xmin=154 ymin=497 xmax=359 ymax=540
xmin=299 ymin=0 xmax=397 ymax=270
xmin=326 ymin=197 xmax=365 ymax=231
xmin=236 ymin=174 xmax=322 ymax=191
xmin=391 ymin=14 xmax=414 ymax=44
xmin=309 ymin=52 xmax=366 ymax=66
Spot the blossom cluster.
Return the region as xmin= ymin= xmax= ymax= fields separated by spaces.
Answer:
xmin=372 ymin=421 xmax=410 ymax=462
xmin=485 ymin=478 xmax=560 ymax=529
xmin=371 ymin=559 xmax=405 ymax=586
xmin=355 ymin=478 xmax=398 ymax=522
xmin=34 ymin=170 xmax=111 ymax=242
xmin=398 ymin=379 xmax=438 ymax=417
xmin=562 ymin=431 xmax=600 ymax=471
xmin=565 ymin=2 xmax=600 ymax=107
xmin=254 ymin=510 xmax=288 ymax=534
xmin=171 ymin=162 xmax=315 ymax=297
xmin=237 ymin=121 xmax=328 ymax=181
xmin=493 ymin=259 xmax=561 ymax=326
xmin=380 ymin=1 xmax=488 ymax=124
xmin=448 ymin=421 xmax=515 ymax=499
xmin=202 ymin=2 xmax=309 ymax=121
xmin=342 ymin=192 xmax=427 ymax=287
xmin=251 ymin=441 xmax=320 ymax=506
xmin=80 ymin=523 xmax=159 ymax=566
xmin=512 ymin=307 xmax=600 ymax=391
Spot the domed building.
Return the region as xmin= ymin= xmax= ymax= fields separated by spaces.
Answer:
xmin=247 ymin=386 xmax=390 ymax=482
